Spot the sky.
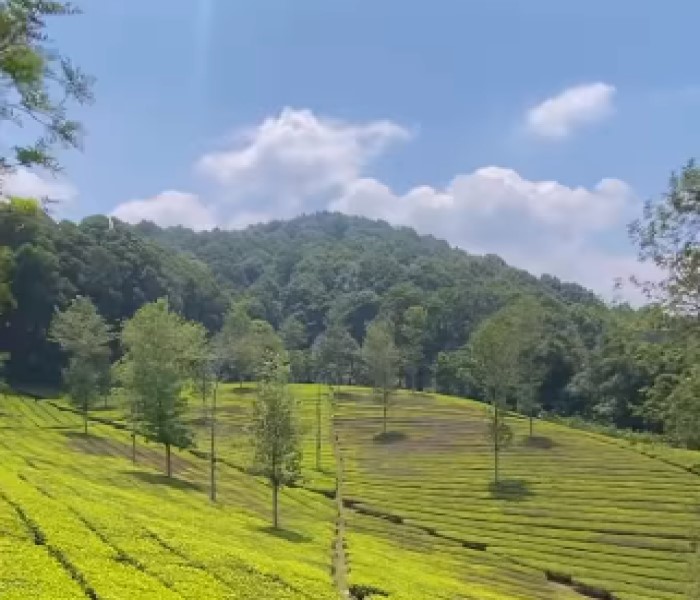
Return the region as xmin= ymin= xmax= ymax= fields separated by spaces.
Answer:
xmin=6 ymin=0 xmax=700 ymax=300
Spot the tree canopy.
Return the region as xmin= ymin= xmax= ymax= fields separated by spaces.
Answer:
xmin=0 ymin=0 xmax=93 ymax=178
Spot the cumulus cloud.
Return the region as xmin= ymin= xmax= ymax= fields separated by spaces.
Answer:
xmin=527 ymin=82 xmax=616 ymax=139
xmin=111 ymin=190 xmax=215 ymax=231
xmin=195 ymin=107 xmax=410 ymax=217
xmin=109 ymin=107 xmax=645 ymax=299
xmin=330 ymin=167 xmax=638 ymax=296
xmin=1 ymin=167 xmax=77 ymax=202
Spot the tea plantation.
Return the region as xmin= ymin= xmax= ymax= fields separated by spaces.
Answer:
xmin=0 ymin=385 xmax=697 ymax=599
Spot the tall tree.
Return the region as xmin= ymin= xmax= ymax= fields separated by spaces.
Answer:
xmin=362 ymin=319 xmax=399 ymax=434
xmin=249 ymin=352 xmax=302 ymax=529
xmin=470 ymin=307 xmax=520 ymax=484
xmin=246 ymin=319 xmax=285 ymax=381
xmin=117 ymin=299 xmax=197 ymax=478
xmin=0 ymin=0 xmax=93 ymax=177
xmin=313 ymin=317 xmax=358 ymax=387
xmin=49 ymin=296 xmax=112 ymax=434
xmin=187 ymin=324 xmax=220 ymax=501
xmin=508 ymin=297 xmax=548 ymax=437
xmin=280 ymin=314 xmax=310 ymax=382
xmin=399 ymin=305 xmax=427 ymax=390
xmin=629 ymin=161 xmax=700 ymax=446
xmin=219 ymin=301 xmax=253 ymax=385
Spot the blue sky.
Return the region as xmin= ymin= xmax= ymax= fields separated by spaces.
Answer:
xmin=7 ymin=0 xmax=700 ymax=298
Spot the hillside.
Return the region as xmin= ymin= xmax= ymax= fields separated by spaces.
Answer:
xmin=135 ymin=212 xmax=602 ymax=338
xmin=2 ymin=386 xmax=697 ymax=599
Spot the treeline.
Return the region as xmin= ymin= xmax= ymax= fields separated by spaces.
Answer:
xmin=1 ymin=158 xmax=698 ymax=449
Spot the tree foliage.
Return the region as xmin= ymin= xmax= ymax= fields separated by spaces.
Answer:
xmin=0 ymin=0 xmax=94 ymax=177
xmin=116 ymin=299 xmax=199 ymax=477
xmin=362 ymin=319 xmax=399 ymax=434
xmin=249 ymin=352 xmax=302 ymax=529
xmin=49 ymin=296 xmax=112 ymax=433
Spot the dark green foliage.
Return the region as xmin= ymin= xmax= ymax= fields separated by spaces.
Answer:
xmin=0 ymin=206 xmax=227 ymax=384
xmin=2 ymin=205 xmax=698 ymax=447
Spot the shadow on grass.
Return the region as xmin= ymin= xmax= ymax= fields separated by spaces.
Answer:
xmin=488 ymin=479 xmax=533 ymax=502
xmin=521 ymin=435 xmax=556 ymax=449
xmin=334 ymin=391 xmax=369 ymax=401
xmin=256 ymin=525 xmax=312 ymax=544
xmin=62 ymin=431 xmax=102 ymax=440
xmin=230 ymin=386 xmax=255 ymax=395
xmin=349 ymin=584 xmax=389 ymax=599
xmin=373 ymin=431 xmax=407 ymax=444
xmin=121 ymin=470 xmax=204 ymax=492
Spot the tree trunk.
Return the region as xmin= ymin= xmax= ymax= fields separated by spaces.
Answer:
xmin=529 ymin=414 xmax=534 ymax=438
xmin=165 ymin=443 xmax=172 ymax=478
xmin=131 ymin=431 xmax=136 ymax=465
xmin=83 ymin=409 xmax=88 ymax=436
xmin=493 ymin=403 xmax=499 ymax=485
xmin=316 ymin=384 xmax=321 ymax=471
xmin=272 ymin=483 xmax=279 ymax=529
xmin=383 ymin=392 xmax=388 ymax=434
xmin=210 ymin=382 xmax=217 ymax=502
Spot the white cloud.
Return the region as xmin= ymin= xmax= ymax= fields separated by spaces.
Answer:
xmin=527 ymin=82 xmax=616 ymax=139
xmin=195 ymin=107 xmax=410 ymax=217
xmin=330 ymin=167 xmax=638 ymax=297
xmin=1 ymin=167 xmax=77 ymax=202
xmin=111 ymin=190 xmax=215 ymax=231
xmin=110 ymin=107 xmax=648 ymax=299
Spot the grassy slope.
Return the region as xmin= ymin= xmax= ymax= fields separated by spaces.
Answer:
xmin=2 ymin=385 xmax=697 ymax=599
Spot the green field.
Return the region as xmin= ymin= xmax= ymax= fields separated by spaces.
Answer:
xmin=1 ymin=385 xmax=697 ymax=599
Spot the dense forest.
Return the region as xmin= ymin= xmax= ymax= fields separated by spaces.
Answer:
xmin=1 ymin=182 xmax=698 ymax=448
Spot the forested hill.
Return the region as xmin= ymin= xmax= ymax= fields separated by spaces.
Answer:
xmin=4 ymin=202 xmax=684 ymax=438
xmin=135 ymin=211 xmax=602 ymax=337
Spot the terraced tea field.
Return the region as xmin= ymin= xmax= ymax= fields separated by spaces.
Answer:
xmin=332 ymin=389 xmax=700 ymax=600
xmin=1 ymin=386 xmax=697 ymax=599
xmin=0 ymin=395 xmax=338 ymax=599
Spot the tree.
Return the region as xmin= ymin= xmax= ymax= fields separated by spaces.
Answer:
xmin=362 ymin=319 xmax=399 ymax=434
xmin=280 ymin=315 xmax=310 ymax=382
xmin=314 ymin=317 xmax=358 ymax=387
xmin=399 ymin=305 xmax=427 ymax=390
xmin=246 ymin=319 xmax=285 ymax=380
xmin=117 ymin=299 xmax=197 ymax=478
xmin=628 ymin=161 xmax=700 ymax=448
xmin=0 ymin=0 xmax=94 ymax=178
xmin=219 ymin=301 xmax=252 ymax=384
xmin=507 ymin=297 xmax=548 ymax=437
xmin=249 ymin=352 xmax=302 ymax=529
xmin=0 ymin=246 xmax=14 ymax=318
xmin=629 ymin=160 xmax=700 ymax=316
xmin=187 ymin=324 xmax=220 ymax=501
xmin=49 ymin=296 xmax=112 ymax=434
xmin=469 ymin=308 xmax=520 ymax=484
